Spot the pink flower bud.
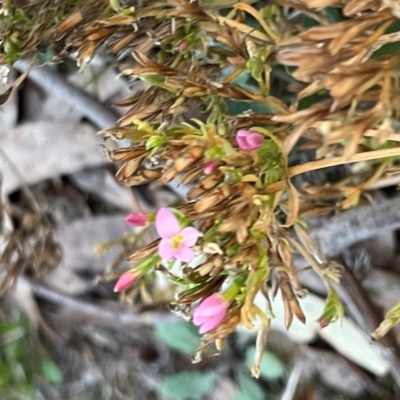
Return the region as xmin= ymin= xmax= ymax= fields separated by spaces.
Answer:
xmin=236 ymin=130 xmax=264 ymax=152
xmin=319 ymin=319 xmax=329 ymax=329
xmin=178 ymin=40 xmax=188 ymax=52
xmin=114 ymin=270 xmax=137 ymax=292
xmin=203 ymin=161 xmax=218 ymax=175
xmin=125 ymin=213 xmax=148 ymax=227
xmin=193 ymin=294 xmax=229 ymax=334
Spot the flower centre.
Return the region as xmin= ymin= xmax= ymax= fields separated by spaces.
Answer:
xmin=170 ymin=234 xmax=184 ymax=249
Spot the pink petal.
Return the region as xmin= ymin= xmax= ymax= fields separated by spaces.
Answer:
xmin=236 ymin=135 xmax=248 ymax=150
xmin=158 ymin=239 xmax=175 ymax=260
xmin=178 ymin=40 xmax=188 ymax=52
xmin=193 ymin=294 xmax=228 ymax=324
xmin=173 ymin=245 xmax=195 ymax=262
xmin=236 ymin=129 xmax=263 ymax=152
xmin=125 ymin=213 xmax=148 ymax=227
xmin=194 ymin=302 xmax=228 ymax=319
xmin=114 ymin=270 xmax=137 ymax=292
xmin=236 ymin=129 xmax=251 ymax=138
xmin=196 ymin=294 xmax=226 ymax=312
xmin=247 ymin=133 xmax=263 ymax=149
xmin=198 ymin=315 xmax=225 ymax=334
xmin=181 ymin=227 xmax=202 ymax=247
xmin=192 ymin=314 xmax=209 ymax=325
xmin=155 ymin=207 xmax=181 ymax=239
xmin=203 ymin=161 xmax=218 ymax=175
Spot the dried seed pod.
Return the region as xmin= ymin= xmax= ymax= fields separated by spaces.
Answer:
xmin=56 ymin=12 xmax=83 ymax=34
xmin=109 ymin=148 xmax=148 ymax=162
xmin=128 ymin=240 xmax=160 ymax=262
xmin=199 ymin=173 xmax=224 ymax=190
xmin=115 ymin=158 xmax=144 ymax=181
xmin=194 ymin=184 xmax=234 ymax=212
xmin=123 ymin=174 xmax=150 ymax=186
xmin=141 ymin=168 xmax=163 ymax=179
xmin=174 ymin=146 xmax=205 ymax=172
xmin=160 ymin=167 xmax=177 ymax=183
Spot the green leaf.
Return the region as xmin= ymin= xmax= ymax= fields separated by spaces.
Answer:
xmin=234 ymin=371 xmax=266 ymax=400
xmin=159 ymin=371 xmax=216 ymax=400
xmin=371 ymin=42 xmax=400 ymax=59
xmin=385 ymin=19 xmax=400 ymax=34
xmin=325 ymin=7 xmax=343 ymax=23
xmin=245 ymin=347 xmax=285 ymax=380
xmin=298 ymin=91 xmax=330 ymax=110
xmin=316 ymin=285 xmax=344 ymax=328
xmin=226 ymin=100 xmax=274 ymax=115
xmin=136 ymin=254 xmax=161 ymax=273
xmin=246 ymin=57 xmax=264 ymax=82
xmin=146 ymin=135 xmax=165 ymax=150
xmin=0 ymin=364 xmax=12 ymax=389
xmin=155 ymin=321 xmax=200 ymax=355
xmin=0 ymin=321 xmax=26 ymax=335
xmin=301 ymin=15 xmax=319 ymax=28
xmin=41 ymin=360 xmax=63 ymax=384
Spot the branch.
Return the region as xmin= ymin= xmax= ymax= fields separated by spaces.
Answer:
xmin=309 ymin=195 xmax=400 ymax=258
xmin=25 ymin=278 xmax=177 ymax=328
xmin=13 ymin=60 xmax=118 ymax=130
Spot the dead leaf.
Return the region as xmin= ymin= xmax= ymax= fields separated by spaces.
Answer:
xmin=0 ymin=121 xmax=106 ymax=196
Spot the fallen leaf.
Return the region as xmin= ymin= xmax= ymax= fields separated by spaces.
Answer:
xmin=0 ymin=121 xmax=107 ymax=196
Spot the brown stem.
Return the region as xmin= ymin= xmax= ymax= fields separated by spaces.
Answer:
xmin=267 ymin=147 xmax=400 ymax=193
xmin=25 ymin=278 xmax=176 ymax=327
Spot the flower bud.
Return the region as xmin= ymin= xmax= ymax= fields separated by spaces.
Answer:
xmin=203 ymin=160 xmax=218 ymax=175
xmin=125 ymin=213 xmax=148 ymax=227
xmin=193 ymin=294 xmax=229 ymax=334
xmin=114 ymin=270 xmax=137 ymax=292
xmin=178 ymin=40 xmax=188 ymax=52
xmin=236 ymin=130 xmax=264 ymax=152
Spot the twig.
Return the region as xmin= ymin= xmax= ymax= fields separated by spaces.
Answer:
xmin=267 ymin=147 xmax=400 ymax=193
xmin=298 ymin=197 xmax=400 ymax=387
xmin=25 ymin=278 xmax=177 ymax=327
xmin=279 ymin=358 xmax=303 ymax=400
xmin=13 ymin=60 xmax=118 ymax=131
xmin=309 ymin=195 xmax=400 ymax=258
xmin=334 ymin=266 xmax=400 ymax=388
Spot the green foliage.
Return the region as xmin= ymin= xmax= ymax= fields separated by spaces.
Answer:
xmin=245 ymin=347 xmax=285 ymax=380
xmin=226 ymin=99 xmax=274 ymax=115
xmin=0 ymin=318 xmax=63 ymax=398
xmin=40 ymin=360 xmax=63 ymax=384
xmin=158 ymin=371 xmax=217 ymax=400
xmin=234 ymin=371 xmax=266 ymax=400
xmin=317 ymin=286 xmax=344 ymax=327
xmin=155 ymin=320 xmax=200 ymax=355
xmin=324 ymin=7 xmax=343 ymax=23
xmin=298 ymin=91 xmax=330 ymax=111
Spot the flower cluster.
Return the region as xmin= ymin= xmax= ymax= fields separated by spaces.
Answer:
xmin=6 ymin=0 xmax=400 ymax=368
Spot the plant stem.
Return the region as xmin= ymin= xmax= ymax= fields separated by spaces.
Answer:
xmin=267 ymin=147 xmax=400 ymax=193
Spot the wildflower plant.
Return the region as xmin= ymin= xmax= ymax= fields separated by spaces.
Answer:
xmin=2 ymin=0 xmax=400 ymax=374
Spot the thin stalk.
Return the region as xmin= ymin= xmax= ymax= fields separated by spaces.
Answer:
xmin=267 ymin=147 xmax=400 ymax=193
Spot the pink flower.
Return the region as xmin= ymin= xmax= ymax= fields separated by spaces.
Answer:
xmin=114 ymin=270 xmax=137 ymax=292
xmin=178 ymin=40 xmax=188 ymax=52
xmin=193 ymin=294 xmax=229 ymax=334
xmin=156 ymin=207 xmax=202 ymax=262
xmin=125 ymin=213 xmax=148 ymax=227
xmin=203 ymin=161 xmax=218 ymax=175
xmin=236 ymin=130 xmax=263 ymax=152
